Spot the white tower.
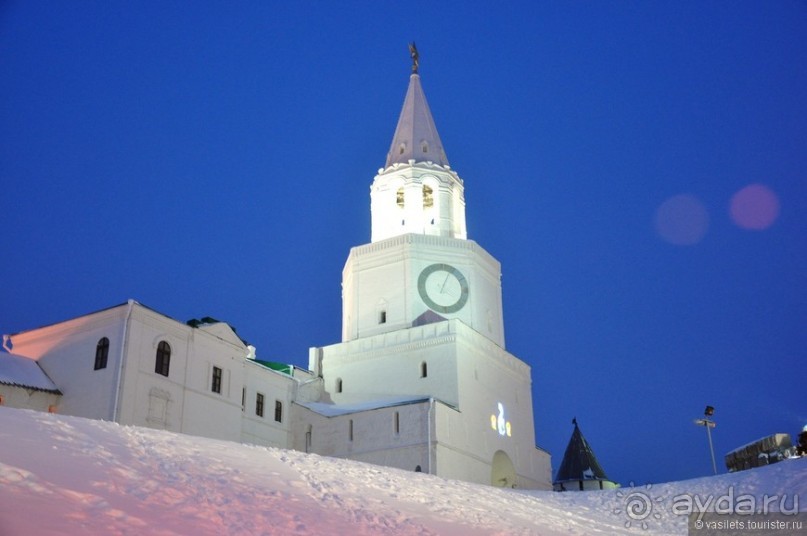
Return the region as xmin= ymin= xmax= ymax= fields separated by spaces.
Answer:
xmin=342 ymin=66 xmax=504 ymax=347
xmin=302 ymin=47 xmax=552 ymax=490
xmin=371 ymin=71 xmax=466 ymax=242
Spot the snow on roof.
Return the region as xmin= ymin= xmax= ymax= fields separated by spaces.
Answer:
xmin=0 ymin=352 xmax=61 ymax=393
xmin=725 ymin=433 xmax=792 ymax=457
xmin=296 ymin=395 xmax=432 ymax=417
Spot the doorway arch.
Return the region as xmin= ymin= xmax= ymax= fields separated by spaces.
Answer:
xmin=491 ymin=450 xmax=516 ymax=488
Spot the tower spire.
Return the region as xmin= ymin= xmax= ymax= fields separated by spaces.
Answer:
xmin=385 ymin=45 xmax=449 ymax=168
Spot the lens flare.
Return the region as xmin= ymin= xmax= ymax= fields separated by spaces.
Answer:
xmin=730 ymin=184 xmax=779 ymax=230
xmin=654 ymin=194 xmax=709 ymax=246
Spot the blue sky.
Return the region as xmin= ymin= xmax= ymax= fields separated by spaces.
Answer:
xmin=2 ymin=1 xmax=805 ymax=485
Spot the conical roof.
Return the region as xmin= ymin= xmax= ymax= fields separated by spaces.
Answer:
xmin=554 ymin=419 xmax=611 ymax=483
xmin=385 ymin=73 xmax=449 ymax=168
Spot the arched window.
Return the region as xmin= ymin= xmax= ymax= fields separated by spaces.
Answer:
xmin=396 ymin=187 xmax=405 ymax=208
xmin=422 ymin=185 xmax=434 ymax=208
xmin=155 ymin=341 xmax=171 ymax=377
xmin=94 ymin=337 xmax=110 ymax=370
xmin=421 ymin=180 xmax=439 ymax=234
xmin=336 ymin=378 xmax=343 ymax=393
xmin=415 ymin=465 xmax=422 ymax=472
xmin=420 ymin=361 xmax=428 ymax=378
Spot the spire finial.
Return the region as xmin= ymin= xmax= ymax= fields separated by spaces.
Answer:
xmin=408 ymin=42 xmax=419 ymax=74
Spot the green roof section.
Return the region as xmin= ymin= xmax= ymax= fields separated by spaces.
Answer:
xmin=251 ymin=359 xmax=293 ymax=376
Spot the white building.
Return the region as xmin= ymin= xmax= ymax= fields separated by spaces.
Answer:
xmin=1 ymin=302 xmax=307 ymax=448
xmin=0 ymin=52 xmax=552 ymax=489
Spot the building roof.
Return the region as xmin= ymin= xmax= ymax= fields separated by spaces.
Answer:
xmin=297 ymin=395 xmax=434 ymax=417
xmin=385 ymin=73 xmax=449 ymax=168
xmin=250 ymin=359 xmax=293 ymax=376
xmin=4 ymin=301 xmax=132 ymax=338
xmin=554 ymin=419 xmax=611 ymax=483
xmin=0 ymin=352 xmax=61 ymax=393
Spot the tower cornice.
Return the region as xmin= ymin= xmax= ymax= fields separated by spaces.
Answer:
xmin=376 ymin=160 xmax=462 ymax=184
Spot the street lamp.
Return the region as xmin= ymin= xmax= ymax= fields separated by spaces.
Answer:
xmin=694 ymin=405 xmax=717 ymax=475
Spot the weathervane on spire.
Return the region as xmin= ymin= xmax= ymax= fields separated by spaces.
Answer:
xmin=409 ymin=42 xmax=419 ymax=74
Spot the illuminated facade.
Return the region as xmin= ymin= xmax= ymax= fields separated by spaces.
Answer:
xmin=2 ymin=302 xmax=305 ymax=449
xmin=295 ymin=64 xmax=552 ymax=489
xmin=0 ymin=55 xmax=552 ymax=489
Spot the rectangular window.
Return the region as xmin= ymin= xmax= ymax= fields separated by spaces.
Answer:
xmin=394 ymin=411 xmax=400 ymax=435
xmin=379 ymin=310 xmax=387 ymax=324
xmin=274 ymin=400 xmax=283 ymax=423
xmin=241 ymin=387 xmax=246 ymax=412
xmin=256 ymin=393 xmax=264 ymax=417
xmin=211 ymin=366 xmax=222 ymax=394
xmin=349 ymin=419 xmax=354 ymax=441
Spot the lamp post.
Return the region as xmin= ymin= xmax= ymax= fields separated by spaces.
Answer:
xmin=694 ymin=405 xmax=717 ymax=475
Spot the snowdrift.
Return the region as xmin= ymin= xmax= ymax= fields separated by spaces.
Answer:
xmin=0 ymin=407 xmax=804 ymax=535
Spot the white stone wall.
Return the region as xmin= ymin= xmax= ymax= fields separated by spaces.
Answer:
xmin=241 ymin=361 xmax=295 ymax=448
xmin=316 ymin=320 xmax=461 ymax=408
xmin=311 ymin=319 xmax=552 ymax=489
xmin=291 ymin=401 xmax=431 ymax=474
xmin=0 ymin=388 xmax=60 ymax=413
xmin=8 ymin=302 xmax=298 ymax=450
xmin=117 ymin=305 xmax=198 ymax=433
xmin=8 ymin=303 xmax=132 ymax=421
xmin=341 ymin=234 xmax=504 ymax=347
xmin=451 ymin=324 xmax=552 ymax=489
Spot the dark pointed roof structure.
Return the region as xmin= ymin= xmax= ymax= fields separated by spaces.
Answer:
xmin=554 ymin=418 xmax=611 ymax=484
xmin=385 ymin=48 xmax=449 ymax=168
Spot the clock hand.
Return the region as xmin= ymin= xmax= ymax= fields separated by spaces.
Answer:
xmin=440 ymin=272 xmax=451 ymax=293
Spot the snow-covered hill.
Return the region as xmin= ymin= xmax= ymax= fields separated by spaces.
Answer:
xmin=0 ymin=407 xmax=803 ymax=535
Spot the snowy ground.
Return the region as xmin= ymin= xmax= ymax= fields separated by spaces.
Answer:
xmin=1 ymin=408 xmax=804 ymax=535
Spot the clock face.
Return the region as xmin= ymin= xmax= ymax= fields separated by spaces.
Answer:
xmin=417 ymin=263 xmax=469 ymax=314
